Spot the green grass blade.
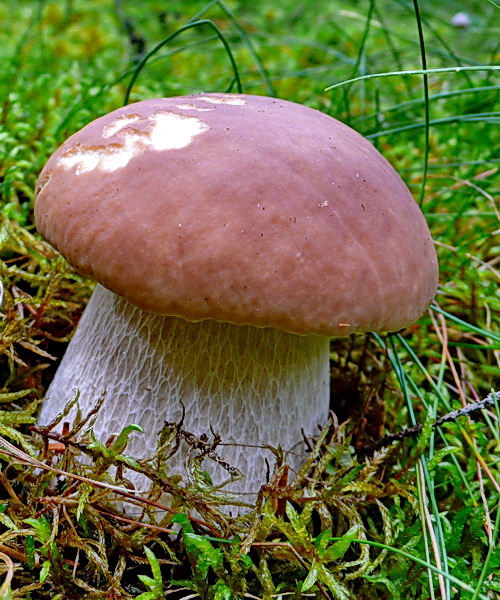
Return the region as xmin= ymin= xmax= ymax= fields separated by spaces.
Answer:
xmin=324 ymin=65 xmax=500 ymax=91
xmin=327 ymin=539 xmax=491 ymax=600
xmin=216 ymin=0 xmax=276 ymax=96
xmin=430 ymin=306 xmax=500 ymax=343
xmin=124 ymin=19 xmax=243 ymax=105
xmin=471 ymin=505 xmax=500 ymax=600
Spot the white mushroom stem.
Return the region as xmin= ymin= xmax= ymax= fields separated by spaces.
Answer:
xmin=39 ymin=284 xmax=330 ymax=498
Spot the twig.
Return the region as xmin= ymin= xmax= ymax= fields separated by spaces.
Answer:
xmin=361 ymin=391 xmax=499 ymax=454
xmin=94 ymin=508 xmax=176 ymax=535
xmin=164 ymin=417 xmax=242 ymax=477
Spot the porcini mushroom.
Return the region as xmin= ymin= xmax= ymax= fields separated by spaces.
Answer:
xmin=35 ymin=94 xmax=438 ymax=497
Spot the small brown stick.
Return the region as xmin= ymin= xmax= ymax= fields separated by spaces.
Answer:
xmin=0 ymin=543 xmax=26 ymax=563
xmin=93 ymin=508 xmax=177 ymax=535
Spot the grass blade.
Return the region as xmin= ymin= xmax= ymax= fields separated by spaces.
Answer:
xmin=411 ymin=0 xmax=430 ymax=209
xmin=124 ymin=19 xmax=243 ymax=105
xmin=324 ymin=65 xmax=500 ymax=91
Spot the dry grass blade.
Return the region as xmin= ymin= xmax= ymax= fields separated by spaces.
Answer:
xmin=0 ymin=435 xmax=135 ymax=495
xmin=0 ymin=551 xmax=14 ymax=596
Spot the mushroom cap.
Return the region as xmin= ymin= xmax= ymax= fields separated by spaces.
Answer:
xmin=35 ymin=94 xmax=438 ymax=336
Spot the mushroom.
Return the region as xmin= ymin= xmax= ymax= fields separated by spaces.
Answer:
xmin=35 ymin=94 xmax=438 ymax=497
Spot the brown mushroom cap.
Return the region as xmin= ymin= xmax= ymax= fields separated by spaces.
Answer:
xmin=35 ymin=94 xmax=438 ymax=336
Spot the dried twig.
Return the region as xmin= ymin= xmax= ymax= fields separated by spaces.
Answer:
xmin=361 ymin=391 xmax=498 ymax=454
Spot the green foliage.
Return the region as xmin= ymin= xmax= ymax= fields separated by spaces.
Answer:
xmin=23 ymin=515 xmax=68 ymax=584
xmin=88 ymin=423 xmax=144 ymax=469
xmin=0 ymin=0 xmax=498 ymax=598
xmin=135 ymin=547 xmax=165 ymax=600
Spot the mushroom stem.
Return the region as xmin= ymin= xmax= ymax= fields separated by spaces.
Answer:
xmin=39 ymin=284 xmax=330 ymax=497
